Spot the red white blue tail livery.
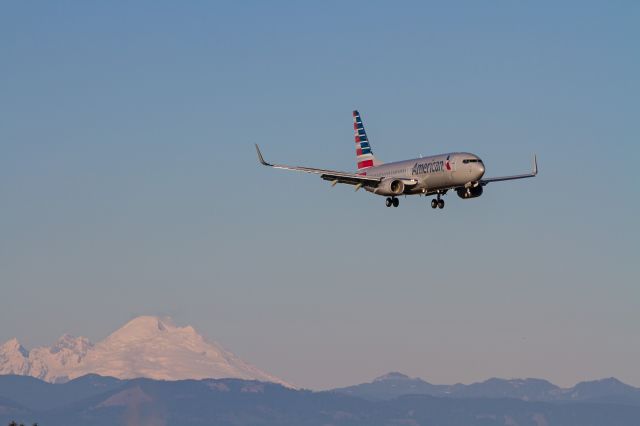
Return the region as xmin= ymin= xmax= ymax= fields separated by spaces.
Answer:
xmin=353 ymin=110 xmax=382 ymax=172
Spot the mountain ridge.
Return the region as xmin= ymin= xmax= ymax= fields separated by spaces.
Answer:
xmin=2 ymin=375 xmax=640 ymax=426
xmin=333 ymin=372 xmax=640 ymax=404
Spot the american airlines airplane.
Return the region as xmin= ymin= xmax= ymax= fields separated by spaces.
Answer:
xmin=255 ymin=110 xmax=537 ymax=209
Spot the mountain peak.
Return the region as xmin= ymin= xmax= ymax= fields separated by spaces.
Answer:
xmin=102 ymin=316 xmax=188 ymax=345
xmin=593 ymin=377 xmax=625 ymax=385
xmin=0 ymin=338 xmax=30 ymax=377
xmin=574 ymin=377 xmax=628 ymax=388
xmin=121 ymin=315 xmax=176 ymax=332
xmin=569 ymin=377 xmax=637 ymax=399
xmin=0 ymin=338 xmax=28 ymax=358
xmin=374 ymin=372 xmax=412 ymax=382
xmin=1 ymin=317 xmax=291 ymax=387
xmin=51 ymin=334 xmax=93 ymax=354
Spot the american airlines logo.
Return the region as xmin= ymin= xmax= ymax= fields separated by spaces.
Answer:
xmin=412 ymin=160 xmax=445 ymax=175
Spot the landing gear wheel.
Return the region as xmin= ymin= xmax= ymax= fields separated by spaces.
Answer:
xmin=431 ymin=199 xmax=438 ymax=209
xmin=438 ymin=199 xmax=445 ymax=209
xmin=392 ymin=198 xmax=399 ymax=208
xmin=385 ymin=197 xmax=392 ymax=207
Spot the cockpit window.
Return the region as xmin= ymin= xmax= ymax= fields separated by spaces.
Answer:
xmin=462 ymin=158 xmax=483 ymax=164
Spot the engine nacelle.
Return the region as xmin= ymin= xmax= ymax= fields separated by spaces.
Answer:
xmin=374 ymin=178 xmax=405 ymax=196
xmin=456 ymin=185 xmax=483 ymax=199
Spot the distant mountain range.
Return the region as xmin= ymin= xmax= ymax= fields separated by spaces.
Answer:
xmin=0 ymin=316 xmax=289 ymax=386
xmin=2 ymin=317 xmax=639 ymax=425
xmin=333 ymin=372 xmax=640 ymax=405
xmin=1 ymin=374 xmax=639 ymax=426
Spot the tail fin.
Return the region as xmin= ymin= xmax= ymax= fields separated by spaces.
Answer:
xmin=353 ymin=110 xmax=382 ymax=172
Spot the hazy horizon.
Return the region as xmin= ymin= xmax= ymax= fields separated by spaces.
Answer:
xmin=2 ymin=312 xmax=638 ymax=390
xmin=1 ymin=1 xmax=638 ymax=390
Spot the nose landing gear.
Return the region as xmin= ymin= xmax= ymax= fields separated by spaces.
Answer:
xmin=385 ymin=197 xmax=400 ymax=208
xmin=430 ymin=193 xmax=445 ymax=209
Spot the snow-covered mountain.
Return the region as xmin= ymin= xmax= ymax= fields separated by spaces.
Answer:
xmin=0 ymin=316 xmax=290 ymax=386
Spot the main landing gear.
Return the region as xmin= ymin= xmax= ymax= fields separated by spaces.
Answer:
xmin=385 ymin=197 xmax=399 ymax=208
xmin=430 ymin=194 xmax=445 ymax=209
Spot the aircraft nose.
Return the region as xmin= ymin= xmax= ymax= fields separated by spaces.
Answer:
xmin=477 ymin=163 xmax=485 ymax=179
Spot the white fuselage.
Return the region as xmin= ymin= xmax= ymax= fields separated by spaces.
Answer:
xmin=363 ymin=152 xmax=485 ymax=195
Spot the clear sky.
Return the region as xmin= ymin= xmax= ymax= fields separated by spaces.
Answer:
xmin=1 ymin=1 xmax=638 ymax=390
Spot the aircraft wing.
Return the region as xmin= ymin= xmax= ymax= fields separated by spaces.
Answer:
xmin=481 ymin=155 xmax=538 ymax=185
xmin=255 ymin=144 xmax=387 ymax=188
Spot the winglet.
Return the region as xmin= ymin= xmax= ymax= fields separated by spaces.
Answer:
xmin=255 ymin=144 xmax=271 ymax=166
xmin=532 ymin=154 xmax=538 ymax=176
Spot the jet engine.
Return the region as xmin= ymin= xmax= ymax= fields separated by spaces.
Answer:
xmin=374 ymin=178 xmax=405 ymax=196
xmin=456 ymin=185 xmax=483 ymax=199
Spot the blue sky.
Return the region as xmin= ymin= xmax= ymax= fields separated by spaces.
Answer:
xmin=1 ymin=1 xmax=638 ymax=389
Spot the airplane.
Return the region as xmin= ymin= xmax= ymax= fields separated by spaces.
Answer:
xmin=255 ymin=110 xmax=537 ymax=209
